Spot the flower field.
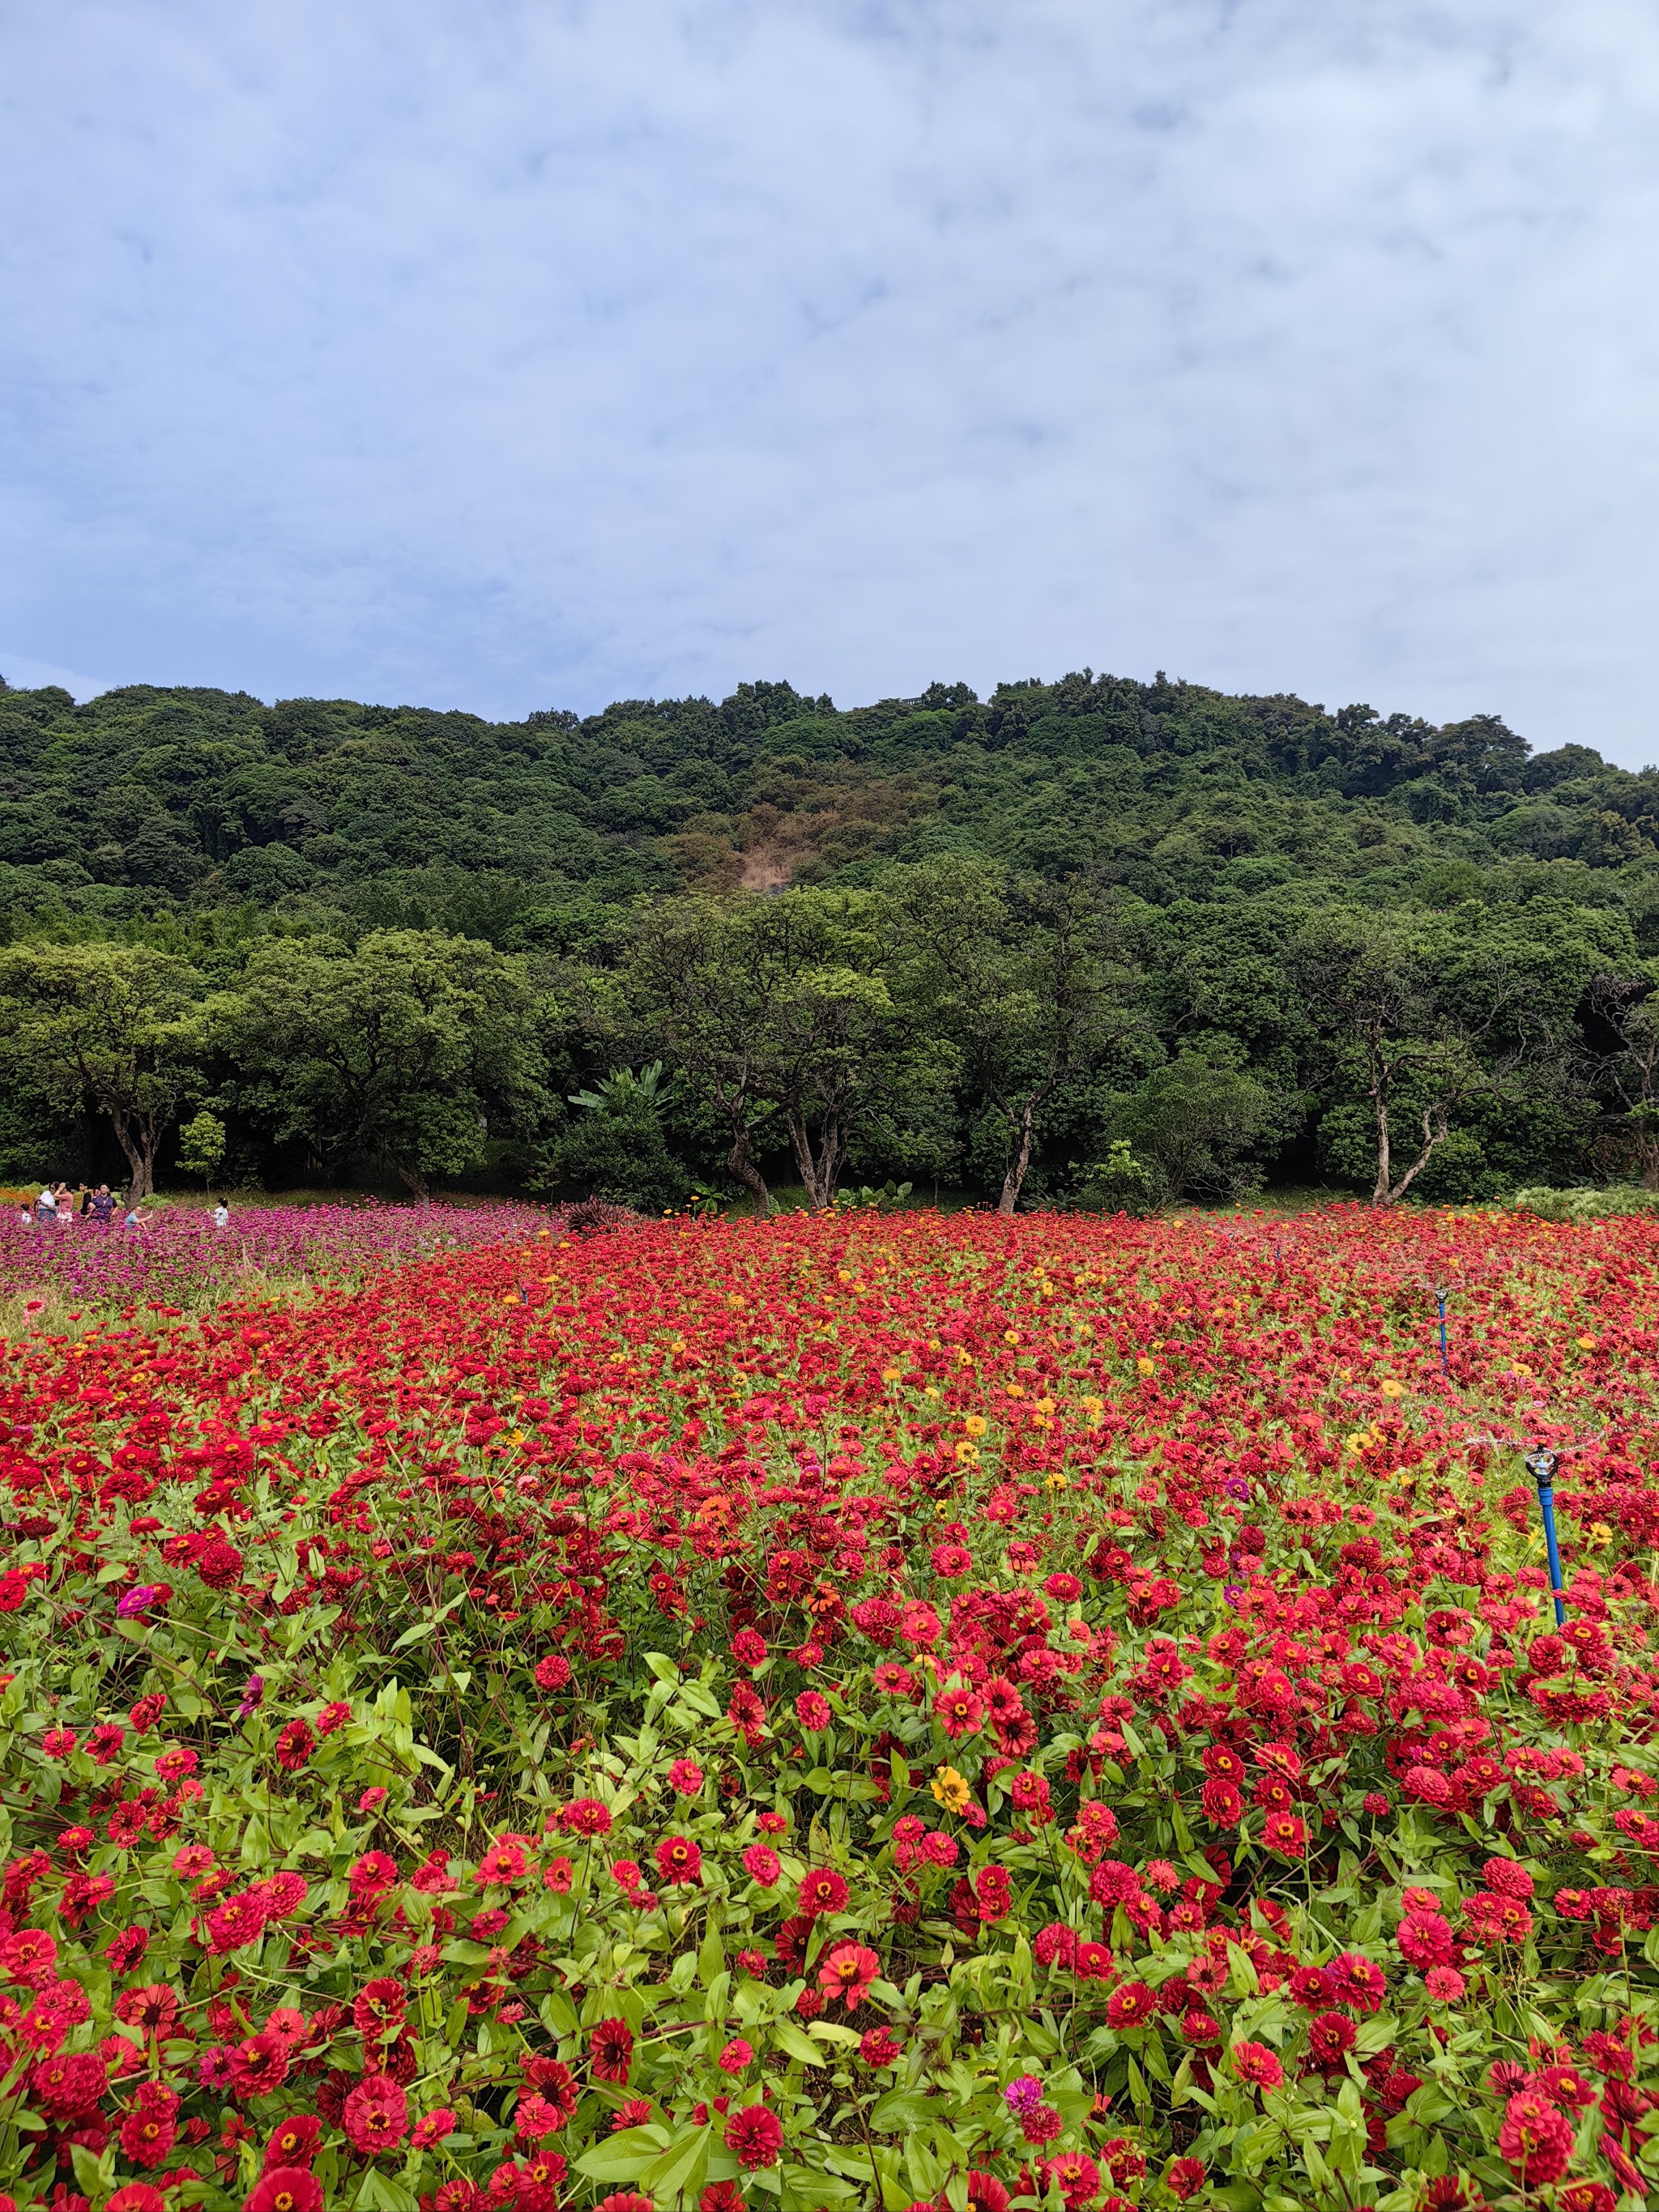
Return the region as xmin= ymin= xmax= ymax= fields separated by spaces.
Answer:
xmin=0 ymin=1205 xmax=552 ymax=1335
xmin=3 ymin=1204 xmax=1659 ymax=2212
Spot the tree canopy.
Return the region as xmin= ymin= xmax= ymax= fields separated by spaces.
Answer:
xmin=2 ymin=665 xmax=1655 ymax=1207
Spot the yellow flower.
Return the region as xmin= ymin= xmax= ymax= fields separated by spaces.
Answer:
xmin=1005 ymin=1383 xmax=1025 ymax=1400
xmin=1045 ymin=1470 xmax=1068 ymax=1489
xmin=923 ymin=1386 xmax=940 ymax=1400
xmin=1034 ymin=1396 xmax=1055 ymax=1416
xmin=882 ymin=1366 xmax=902 ymax=1383
xmin=1577 ymin=1335 xmax=1597 ymax=1352
xmin=931 ymin=1765 xmax=972 ymax=1813
xmin=953 ymin=1441 xmax=979 ymax=1464
xmin=963 ymin=1414 xmax=987 ymax=1438
xmin=1136 ymin=1357 xmax=1154 ymax=1376
xmin=1380 ymin=1379 xmax=1405 ymax=1400
xmin=1589 ymin=1521 xmax=1613 ymax=1548
xmin=1004 ymin=1329 xmax=1021 ymax=1345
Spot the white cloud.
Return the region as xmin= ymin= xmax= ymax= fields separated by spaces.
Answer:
xmin=2 ymin=0 xmax=1657 ymax=758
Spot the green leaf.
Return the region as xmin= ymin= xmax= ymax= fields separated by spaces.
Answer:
xmin=869 ymin=2091 xmax=940 ymax=2132
xmin=71 ymin=2144 xmax=113 ymax=2197
xmin=774 ymin=2020 xmax=830 ymax=2066
xmin=642 ymin=2125 xmax=713 ymax=2202
xmin=575 ymin=2127 xmax=672 ymax=2184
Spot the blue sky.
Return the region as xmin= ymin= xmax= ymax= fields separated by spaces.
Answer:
xmin=4 ymin=1 xmax=1658 ymax=761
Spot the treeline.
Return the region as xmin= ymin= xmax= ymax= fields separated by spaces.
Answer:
xmin=2 ymin=669 xmax=1658 ymax=1208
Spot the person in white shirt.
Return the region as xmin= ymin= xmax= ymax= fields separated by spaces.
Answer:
xmin=36 ymin=1187 xmax=56 ymax=1223
xmin=212 ymin=1202 xmax=230 ymax=1229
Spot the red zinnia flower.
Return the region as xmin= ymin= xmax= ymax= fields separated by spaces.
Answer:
xmin=933 ymin=1686 xmax=986 ymax=1740
xmin=109 ymin=2190 xmax=167 ymax=2212
xmin=654 ymin=1835 xmax=702 ymax=1886
xmin=228 ymin=2032 xmax=291 ymax=2096
xmin=1497 ymin=2092 xmax=1572 ymax=2184
xmin=275 ymin=1720 xmax=314 ymax=1771
xmin=725 ymin=2106 xmax=785 ymax=2170
xmin=264 ymin=2116 xmax=322 ymax=2169
xmin=590 ymin=2017 xmax=635 ymax=2082
xmin=342 ymin=2072 xmax=409 ymax=2155
xmin=245 ymin=2171 xmax=323 ymax=2212
xmin=799 ymin=1867 xmax=849 ymax=1918
xmin=353 ymin=1977 xmax=407 ymax=2040
xmin=1104 ymin=1980 xmax=1156 ymax=2031
xmin=817 ymin=1940 xmax=881 ymax=2009
xmin=1230 ymin=2040 xmax=1284 ymax=2091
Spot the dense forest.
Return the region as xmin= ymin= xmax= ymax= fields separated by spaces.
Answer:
xmin=3 ymin=667 xmax=1658 ymax=1209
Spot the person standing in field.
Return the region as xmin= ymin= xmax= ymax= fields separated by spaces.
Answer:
xmin=213 ymin=1200 xmax=230 ymax=1229
xmin=89 ymin=1183 xmax=114 ymax=1223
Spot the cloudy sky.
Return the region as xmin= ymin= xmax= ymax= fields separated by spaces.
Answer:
xmin=3 ymin=1 xmax=1657 ymax=759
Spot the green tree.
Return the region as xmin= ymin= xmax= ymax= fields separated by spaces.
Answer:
xmin=535 ymin=1062 xmax=689 ymax=1213
xmin=0 ymin=941 xmax=208 ymax=1199
xmin=885 ymin=859 xmax=1141 ymax=1212
xmin=629 ymin=890 xmax=928 ymax=1211
xmin=1293 ymin=906 xmax=1612 ymax=1205
xmin=222 ymin=930 xmax=548 ymax=1196
xmin=177 ymin=1108 xmax=226 ymax=1191
xmin=1115 ymin=1054 xmax=1273 ymax=1203
xmin=1584 ymin=966 xmax=1659 ymax=1187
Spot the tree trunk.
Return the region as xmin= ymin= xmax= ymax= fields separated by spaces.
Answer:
xmin=1377 ymin=1103 xmax=1450 ymax=1206
xmin=109 ymin=1110 xmax=157 ymax=1202
xmin=386 ymin=1149 xmax=429 ymax=1199
xmin=1367 ymin=1027 xmax=1395 ymax=1207
xmin=786 ymin=1109 xmax=844 ymax=1209
xmin=726 ymin=1121 xmax=770 ymax=1215
xmin=997 ymin=1101 xmax=1038 ymax=1215
xmin=1370 ymin=1090 xmax=1392 ymax=1208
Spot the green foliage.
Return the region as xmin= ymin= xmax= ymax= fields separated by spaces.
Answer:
xmin=0 ymin=939 xmax=210 ymax=1196
xmin=220 ymin=930 xmax=551 ymax=1196
xmin=5 ymin=669 xmax=1659 ymax=1204
xmin=1510 ymin=1183 xmax=1659 ymax=1220
xmin=1115 ymin=1054 xmax=1276 ymax=1203
xmin=177 ymin=1106 xmax=227 ymax=1187
xmin=1077 ymin=1138 xmax=1161 ymax=1215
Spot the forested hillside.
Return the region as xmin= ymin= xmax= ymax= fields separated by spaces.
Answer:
xmin=3 ymin=667 xmax=1658 ymax=1208
xmin=4 ymin=671 xmax=1657 ymax=931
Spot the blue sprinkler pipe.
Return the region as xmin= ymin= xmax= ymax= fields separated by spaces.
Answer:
xmin=1436 ymin=1290 xmax=1449 ymax=1375
xmin=1526 ymin=1449 xmax=1567 ymax=1627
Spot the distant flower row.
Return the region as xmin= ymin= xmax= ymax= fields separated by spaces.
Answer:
xmin=0 ymin=1200 xmax=554 ymax=1311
